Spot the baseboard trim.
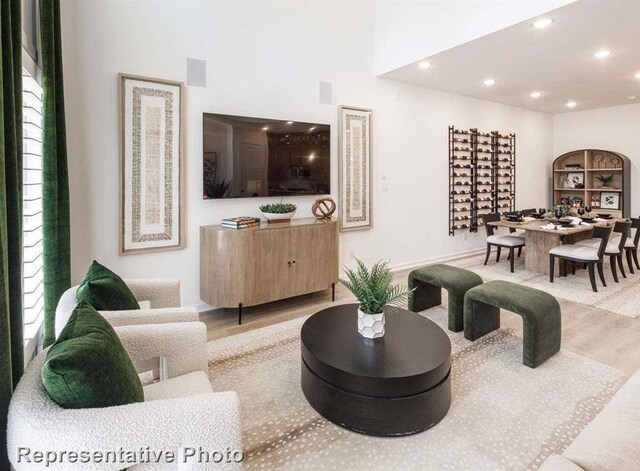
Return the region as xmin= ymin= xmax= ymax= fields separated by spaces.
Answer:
xmin=195 ymin=302 xmax=214 ymax=313
xmin=390 ymin=248 xmax=485 ymax=273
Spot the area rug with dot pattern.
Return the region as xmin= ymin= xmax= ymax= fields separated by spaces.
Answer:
xmin=207 ymin=307 xmax=625 ymax=471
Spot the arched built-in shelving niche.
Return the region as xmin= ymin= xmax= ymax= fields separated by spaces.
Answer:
xmin=553 ymin=149 xmax=630 ymax=217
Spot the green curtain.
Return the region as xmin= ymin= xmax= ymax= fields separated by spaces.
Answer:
xmin=41 ymin=0 xmax=71 ymax=347
xmin=0 ymin=0 xmax=24 ymax=467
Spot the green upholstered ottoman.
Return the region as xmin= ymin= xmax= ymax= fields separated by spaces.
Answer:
xmin=463 ymin=280 xmax=561 ymax=368
xmin=408 ymin=264 xmax=483 ymax=332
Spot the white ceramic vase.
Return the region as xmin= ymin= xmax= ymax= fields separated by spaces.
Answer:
xmin=260 ymin=211 xmax=296 ymax=223
xmin=357 ymin=309 xmax=385 ymax=339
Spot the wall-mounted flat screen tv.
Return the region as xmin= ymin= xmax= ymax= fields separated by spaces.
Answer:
xmin=203 ymin=113 xmax=330 ymax=199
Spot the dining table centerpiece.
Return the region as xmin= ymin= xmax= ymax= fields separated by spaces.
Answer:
xmin=546 ymin=204 xmax=573 ymax=220
xmin=339 ymin=258 xmax=413 ymax=339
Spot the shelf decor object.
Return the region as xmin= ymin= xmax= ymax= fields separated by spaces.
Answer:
xmin=119 ymin=74 xmax=186 ymax=254
xmin=552 ymin=149 xmax=630 ymax=216
xmin=339 ymin=106 xmax=372 ymax=232
xmin=600 ymin=192 xmax=620 ymax=210
xmin=312 ymin=196 xmax=337 ymax=221
xmin=448 ymin=126 xmax=516 ymax=235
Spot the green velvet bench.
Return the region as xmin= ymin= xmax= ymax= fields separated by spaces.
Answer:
xmin=463 ymin=280 xmax=561 ymax=368
xmin=408 ymin=264 xmax=483 ymax=332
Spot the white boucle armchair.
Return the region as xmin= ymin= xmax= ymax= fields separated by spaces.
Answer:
xmin=7 ymin=321 xmax=243 ymax=470
xmin=55 ymin=278 xmax=198 ymax=339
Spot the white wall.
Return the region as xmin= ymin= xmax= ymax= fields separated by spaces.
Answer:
xmin=374 ymin=0 xmax=576 ymax=76
xmin=61 ymin=0 xmax=553 ymax=307
xmin=553 ymin=103 xmax=640 ymax=216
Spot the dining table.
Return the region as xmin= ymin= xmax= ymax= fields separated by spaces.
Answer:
xmin=487 ymin=218 xmax=619 ymax=275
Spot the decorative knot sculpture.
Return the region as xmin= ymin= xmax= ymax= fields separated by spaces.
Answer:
xmin=312 ymin=197 xmax=336 ymax=221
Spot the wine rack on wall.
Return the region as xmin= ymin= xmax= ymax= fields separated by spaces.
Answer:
xmin=448 ymin=126 xmax=516 ymax=235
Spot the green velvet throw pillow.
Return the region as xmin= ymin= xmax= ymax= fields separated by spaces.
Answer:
xmin=76 ymin=260 xmax=140 ymax=311
xmin=42 ymin=301 xmax=144 ymax=409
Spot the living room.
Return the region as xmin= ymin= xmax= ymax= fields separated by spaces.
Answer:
xmin=2 ymin=0 xmax=639 ymax=469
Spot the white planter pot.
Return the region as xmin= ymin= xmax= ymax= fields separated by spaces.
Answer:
xmin=260 ymin=211 xmax=296 ymax=223
xmin=357 ymin=309 xmax=385 ymax=339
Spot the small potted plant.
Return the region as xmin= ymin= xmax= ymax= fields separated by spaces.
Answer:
xmin=259 ymin=201 xmax=297 ymax=223
xmin=595 ymin=174 xmax=615 ymax=189
xmin=339 ymin=258 xmax=413 ymax=339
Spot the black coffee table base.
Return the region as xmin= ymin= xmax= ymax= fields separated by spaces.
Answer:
xmin=301 ymin=360 xmax=451 ymax=437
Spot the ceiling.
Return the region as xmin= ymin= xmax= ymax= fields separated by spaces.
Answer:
xmin=380 ymin=0 xmax=640 ymax=114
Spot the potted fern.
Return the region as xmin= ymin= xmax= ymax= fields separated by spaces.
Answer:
xmin=339 ymin=258 xmax=413 ymax=339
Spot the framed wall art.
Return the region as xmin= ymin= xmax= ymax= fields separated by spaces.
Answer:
xmin=600 ymin=192 xmax=620 ymax=210
xmin=339 ymin=106 xmax=372 ymax=232
xmin=566 ymin=172 xmax=584 ymax=189
xmin=119 ymin=74 xmax=186 ymax=254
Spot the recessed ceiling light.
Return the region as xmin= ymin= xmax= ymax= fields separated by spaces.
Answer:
xmin=286 ymin=121 xmax=294 ymax=124
xmin=627 ymin=95 xmax=637 ymax=100
xmin=566 ymin=101 xmax=577 ymax=108
xmin=530 ymin=91 xmax=542 ymax=98
xmin=418 ymin=61 xmax=432 ymax=70
xmin=262 ymin=126 xmax=269 ymax=131
xmin=309 ymin=126 xmax=316 ymax=131
xmin=483 ymin=79 xmax=496 ymax=86
xmin=594 ymin=50 xmax=612 ymax=59
xmin=533 ymin=18 xmax=553 ymax=29
xmin=634 ymin=72 xmax=640 ymax=79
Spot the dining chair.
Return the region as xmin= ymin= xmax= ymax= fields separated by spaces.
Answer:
xmin=505 ymin=210 xmax=535 ymax=255
xmin=549 ymin=225 xmax=613 ymax=292
xmin=618 ymin=218 xmax=639 ymax=274
xmin=574 ymin=221 xmax=632 ymax=282
xmin=482 ymin=213 xmax=525 ymax=273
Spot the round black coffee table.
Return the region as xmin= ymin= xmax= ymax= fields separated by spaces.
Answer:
xmin=300 ymin=304 xmax=451 ymax=437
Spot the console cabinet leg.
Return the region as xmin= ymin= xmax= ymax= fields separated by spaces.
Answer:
xmin=238 ymin=303 xmax=243 ymax=325
xmin=332 ymin=283 xmax=336 ymax=302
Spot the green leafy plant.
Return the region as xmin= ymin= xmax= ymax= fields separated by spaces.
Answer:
xmin=259 ymin=202 xmax=297 ymax=213
xmin=339 ymin=258 xmax=413 ymax=315
xmin=595 ymin=174 xmax=615 ymax=187
xmin=546 ymin=204 xmax=572 ymax=218
xmin=204 ymin=179 xmax=232 ymax=199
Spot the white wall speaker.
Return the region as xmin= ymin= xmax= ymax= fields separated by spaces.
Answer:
xmin=187 ymin=58 xmax=207 ymax=87
xmin=319 ymin=81 xmax=332 ymax=104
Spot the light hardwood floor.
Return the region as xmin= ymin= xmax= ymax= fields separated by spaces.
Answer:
xmin=201 ymin=267 xmax=640 ymax=375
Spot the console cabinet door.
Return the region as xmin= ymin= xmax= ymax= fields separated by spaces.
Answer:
xmin=252 ymin=228 xmax=294 ymax=303
xmin=290 ymin=223 xmax=338 ymax=295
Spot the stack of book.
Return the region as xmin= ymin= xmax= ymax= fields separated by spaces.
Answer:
xmin=221 ymin=217 xmax=261 ymax=230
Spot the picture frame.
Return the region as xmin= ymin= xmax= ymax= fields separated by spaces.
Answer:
xmin=567 ymin=172 xmax=584 ymax=189
xmin=339 ymin=106 xmax=372 ymax=232
xmin=600 ymin=192 xmax=620 ymax=210
xmin=119 ymin=74 xmax=186 ymax=254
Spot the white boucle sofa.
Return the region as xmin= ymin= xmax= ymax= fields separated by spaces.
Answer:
xmin=538 ymin=369 xmax=640 ymax=470
xmin=7 ymin=320 xmax=242 ymax=470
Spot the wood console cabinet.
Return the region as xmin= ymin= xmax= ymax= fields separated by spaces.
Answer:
xmin=200 ymin=218 xmax=338 ymax=324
